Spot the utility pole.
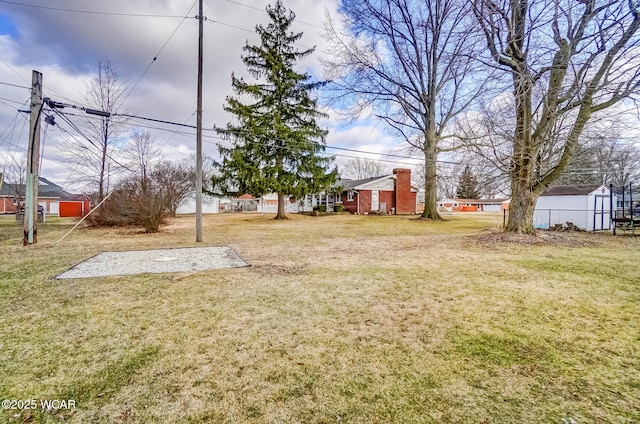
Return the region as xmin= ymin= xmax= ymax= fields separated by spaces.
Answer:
xmin=195 ymin=0 xmax=204 ymax=242
xmin=23 ymin=70 xmax=42 ymax=246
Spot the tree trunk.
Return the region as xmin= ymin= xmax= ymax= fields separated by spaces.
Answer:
xmin=275 ymin=192 xmax=287 ymax=220
xmin=504 ymin=66 xmax=537 ymax=233
xmin=505 ymin=177 xmax=538 ymax=233
xmin=421 ymin=139 xmax=441 ymax=220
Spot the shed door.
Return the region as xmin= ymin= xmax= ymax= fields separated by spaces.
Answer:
xmin=371 ymin=190 xmax=379 ymax=211
xmin=593 ymin=195 xmax=610 ymax=231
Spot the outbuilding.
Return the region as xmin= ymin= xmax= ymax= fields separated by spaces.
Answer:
xmin=533 ymin=184 xmax=614 ymax=231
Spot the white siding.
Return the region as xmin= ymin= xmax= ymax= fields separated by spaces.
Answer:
xmin=176 ymin=196 xmax=220 ymax=214
xmin=49 ymin=201 xmax=59 ymax=216
xmin=483 ymin=204 xmax=502 ymax=212
xmin=358 ymin=179 xmax=395 ymax=191
xmin=534 ymin=192 xmax=614 ymax=231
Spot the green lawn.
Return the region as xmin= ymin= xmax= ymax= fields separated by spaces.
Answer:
xmin=1 ymin=213 xmax=639 ymax=423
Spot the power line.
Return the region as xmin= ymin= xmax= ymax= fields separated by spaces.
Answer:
xmin=325 ymin=145 xmax=420 ymax=161
xmin=0 ymin=96 xmax=29 ymax=106
xmin=123 ymin=0 xmax=198 ymax=103
xmin=204 ymin=17 xmax=254 ymax=34
xmin=222 ymin=0 xmax=324 ymax=30
xmin=319 ymin=151 xmax=421 ymax=167
xmin=114 ymin=112 xmax=203 ymax=130
xmin=0 ymin=0 xmax=185 ymax=17
xmin=0 ymin=81 xmax=30 ymax=89
xmin=50 ymin=109 xmax=133 ymax=172
xmin=155 ymin=111 xmax=197 ymax=152
xmin=0 ymin=99 xmax=29 ymax=146
xmin=0 ymin=57 xmax=30 ymax=85
xmin=0 ymin=113 xmax=27 ymax=153
xmin=43 ymin=98 xmax=463 ymax=165
xmin=47 ymin=122 xmax=131 ymax=187
xmin=54 ymin=109 xmax=424 ymax=167
xmin=203 ymin=18 xmax=314 ymax=50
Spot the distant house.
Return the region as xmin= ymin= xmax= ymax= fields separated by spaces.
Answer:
xmin=177 ymin=193 xmax=298 ymax=214
xmin=178 ymin=168 xmax=419 ymax=215
xmin=0 ymin=177 xmax=89 ymax=217
xmin=611 ymin=185 xmax=640 ymax=213
xmin=221 ymin=194 xmax=259 ymax=213
xmin=327 ymin=168 xmax=419 ymax=215
xmin=438 ymin=198 xmax=510 ymax=212
xmin=533 ymin=184 xmax=613 ymax=231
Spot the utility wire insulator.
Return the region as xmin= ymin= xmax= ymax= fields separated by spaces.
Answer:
xmin=45 ymin=99 xmax=66 ymax=109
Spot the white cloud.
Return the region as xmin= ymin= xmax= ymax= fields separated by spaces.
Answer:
xmin=0 ymin=0 xmax=408 ymax=193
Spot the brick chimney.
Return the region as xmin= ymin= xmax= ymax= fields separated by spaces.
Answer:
xmin=393 ymin=168 xmax=415 ymax=214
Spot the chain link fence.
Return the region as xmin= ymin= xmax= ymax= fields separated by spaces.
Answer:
xmin=500 ymin=208 xmax=613 ymax=231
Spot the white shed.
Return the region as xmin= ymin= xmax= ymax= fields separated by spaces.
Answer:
xmin=533 ymin=184 xmax=614 ymax=231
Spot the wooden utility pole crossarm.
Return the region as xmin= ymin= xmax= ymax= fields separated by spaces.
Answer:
xmin=23 ymin=70 xmax=42 ymax=246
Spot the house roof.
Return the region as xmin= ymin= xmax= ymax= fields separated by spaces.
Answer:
xmin=540 ymin=184 xmax=604 ymax=196
xmin=337 ymin=175 xmax=389 ymax=190
xmin=0 ymin=177 xmax=85 ymax=200
xmin=337 ymin=174 xmax=420 ymax=191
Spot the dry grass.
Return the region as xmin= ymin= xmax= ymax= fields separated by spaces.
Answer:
xmin=1 ymin=212 xmax=639 ymax=423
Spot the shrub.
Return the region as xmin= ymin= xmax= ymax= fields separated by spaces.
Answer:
xmin=318 ymin=205 xmax=327 ymax=213
xmin=334 ymin=204 xmax=344 ymax=212
xmin=87 ymin=177 xmax=167 ymax=233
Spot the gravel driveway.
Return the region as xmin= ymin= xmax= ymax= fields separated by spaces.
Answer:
xmin=55 ymin=246 xmax=248 ymax=279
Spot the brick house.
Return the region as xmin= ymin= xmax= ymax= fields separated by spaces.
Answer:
xmin=0 ymin=177 xmax=90 ymax=217
xmin=338 ymin=168 xmax=419 ymax=214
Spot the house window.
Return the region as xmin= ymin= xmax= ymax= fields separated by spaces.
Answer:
xmin=347 ymin=191 xmax=354 ymax=202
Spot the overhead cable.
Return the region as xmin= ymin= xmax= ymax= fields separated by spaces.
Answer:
xmin=0 ymin=0 xmax=184 ymax=17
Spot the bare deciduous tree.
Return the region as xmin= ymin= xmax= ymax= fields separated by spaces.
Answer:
xmin=124 ymin=129 xmax=161 ymax=193
xmin=151 ymin=160 xmax=195 ymax=217
xmin=64 ymin=57 xmax=129 ymax=201
xmin=436 ymin=168 xmax=459 ymax=200
xmin=324 ymin=0 xmax=491 ymax=219
xmin=597 ymin=140 xmax=640 ymax=189
xmin=3 ymin=152 xmax=27 ymax=205
xmin=473 ymin=0 xmax=640 ymax=233
xmin=341 ymin=157 xmax=388 ymax=180
xmin=558 ymin=123 xmax=640 ymax=187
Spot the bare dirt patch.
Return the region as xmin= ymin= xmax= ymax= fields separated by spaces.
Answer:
xmin=471 ymin=229 xmax=602 ymax=247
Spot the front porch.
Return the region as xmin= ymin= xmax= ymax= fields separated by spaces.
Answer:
xmin=300 ymin=192 xmax=342 ymax=212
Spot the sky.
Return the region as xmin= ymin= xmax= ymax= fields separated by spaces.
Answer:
xmin=0 ymin=0 xmax=415 ymax=192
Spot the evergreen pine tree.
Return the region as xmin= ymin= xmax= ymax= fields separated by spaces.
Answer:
xmin=212 ymin=0 xmax=337 ymax=219
xmin=456 ymin=165 xmax=480 ymax=199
